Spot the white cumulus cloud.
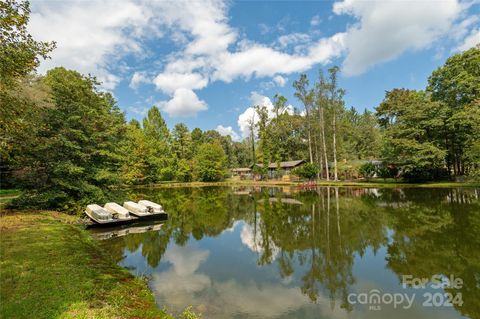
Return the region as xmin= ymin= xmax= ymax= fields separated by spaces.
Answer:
xmin=333 ymin=0 xmax=465 ymax=75
xmin=273 ymin=75 xmax=287 ymax=87
xmin=237 ymin=107 xmax=258 ymax=139
xmin=129 ymin=71 xmax=150 ymax=90
xmin=159 ymin=88 xmax=207 ymax=117
xmin=215 ymin=125 xmax=240 ymax=141
xmin=29 ymin=0 xmax=155 ymax=90
xmin=148 ymin=242 xmax=343 ymax=319
xmin=277 ymin=32 xmax=311 ymax=48
xmin=237 ymin=92 xmax=294 ymax=138
xmin=144 ymin=0 xmax=345 ymax=117
xmin=153 ymin=72 xmax=208 ymax=94
xmin=211 ymin=34 xmax=346 ymax=82
xmin=455 ymin=28 xmax=480 ymax=51
xmin=240 ymin=223 xmax=280 ymax=261
xmin=29 ymin=0 xmax=477 ymax=117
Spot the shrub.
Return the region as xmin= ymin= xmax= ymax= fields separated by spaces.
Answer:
xmin=159 ymin=167 xmax=176 ymax=181
xmin=358 ymin=162 xmax=376 ymax=180
xmin=292 ymin=163 xmax=318 ymax=180
xmin=377 ymin=164 xmax=398 ymax=180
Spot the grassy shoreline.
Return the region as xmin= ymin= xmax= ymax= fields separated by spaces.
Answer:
xmin=0 ymin=211 xmax=174 ymax=319
xmin=125 ymin=179 xmax=480 ymax=189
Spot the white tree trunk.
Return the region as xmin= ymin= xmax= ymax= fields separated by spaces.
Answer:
xmin=320 ymin=106 xmax=329 ymax=181
xmin=332 ymin=107 xmax=338 ymax=181
xmin=306 ymin=106 xmax=313 ymax=164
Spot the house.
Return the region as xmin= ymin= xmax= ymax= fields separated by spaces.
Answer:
xmin=255 ymin=160 xmax=306 ymax=179
xmin=232 ymin=160 xmax=306 ymax=180
xmin=231 ymin=167 xmax=253 ymax=179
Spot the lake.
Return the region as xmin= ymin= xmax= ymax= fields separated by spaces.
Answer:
xmin=95 ymin=186 xmax=479 ymax=319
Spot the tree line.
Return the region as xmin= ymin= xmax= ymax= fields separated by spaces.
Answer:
xmin=250 ymin=46 xmax=479 ymax=182
xmin=249 ymin=66 xmax=383 ymax=181
xmin=2 ymin=63 xmax=254 ymax=209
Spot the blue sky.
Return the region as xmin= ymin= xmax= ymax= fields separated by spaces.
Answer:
xmin=29 ymin=0 xmax=479 ymax=140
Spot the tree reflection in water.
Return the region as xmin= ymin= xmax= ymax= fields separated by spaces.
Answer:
xmin=100 ymin=186 xmax=480 ymax=318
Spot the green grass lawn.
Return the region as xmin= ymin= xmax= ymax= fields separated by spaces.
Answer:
xmin=0 ymin=211 xmax=174 ymax=319
xmin=308 ymin=179 xmax=480 ymax=188
xmin=0 ymin=189 xmax=21 ymax=196
xmin=0 ymin=189 xmax=21 ymax=209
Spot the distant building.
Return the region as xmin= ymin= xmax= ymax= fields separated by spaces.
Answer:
xmin=231 ymin=167 xmax=253 ymax=179
xmin=231 ymin=160 xmax=306 ymax=180
xmin=254 ymin=160 xmax=306 ymax=179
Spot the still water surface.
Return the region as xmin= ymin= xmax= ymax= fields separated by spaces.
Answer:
xmin=95 ymin=186 xmax=480 ymax=319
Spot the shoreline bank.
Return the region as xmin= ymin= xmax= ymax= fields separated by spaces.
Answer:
xmin=124 ymin=179 xmax=480 ymax=189
xmin=0 ymin=211 xmax=193 ymax=319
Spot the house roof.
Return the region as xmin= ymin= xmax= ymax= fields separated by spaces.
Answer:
xmin=254 ymin=159 xmax=306 ymax=169
xmin=232 ymin=167 xmax=252 ymax=172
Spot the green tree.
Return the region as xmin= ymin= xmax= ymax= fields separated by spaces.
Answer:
xmin=194 ymin=142 xmax=226 ymax=182
xmin=269 ymin=94 xmax=302 ymax=173
xmin=293 ymin=74 xmax=314 ymax=164
xmin=232 ymin=139 xmax=252 ymax=167
xmin=292 ymin=163 xmax=318 ymax=180
xmin=175 ymin=158 xmax=193 ymax=182
xmin=256 ymin=105 xmax=271 ymax=179
xmin=427 ymin=46 xmax=480 ymax=176
xmin=119 ymin=120 xmax=148 ymax=185
xmin=142 ymin=106 xmax=171 ymax=182
xmin=0 ymin=0 xmax=55 ymax=184
xmin=0 ymin=0 xmax=55 ymax=88
xmin=143 ymin=106 xmax=169 ymax=142
xmin=172 ymin=123 xmax=193 ymax=160
xmin=219 ymin=135 xmax=238 ymax=168
xmin=0 ymin=76 xmax=51 ymax=186
xmin=191 ymin=127 xmax=204 ymax=155
xmin=202 ymin=129 xmax=223 ymax=143
xmin=13 ymin=67 xmax=126 ymax=211
xmin=343 ymin=108 xmax=381 ymax=160
xmin=294 ymin=69 xmax=379 ymax=180
xmin=377 ymin=89 xmax=447 ymax=180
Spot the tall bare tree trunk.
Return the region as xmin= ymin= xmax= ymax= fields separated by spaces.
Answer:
xmin=332 ymin=107 xmax=338 ymax=181
xmin=320 ymin=106 xmax=329 ymax=181
xmin=313 ymin=130 xmax=321 ymax=179
xmin=305 ymin=106 xmax=314 ymax=164
xmin=308 ymin=137 xmax=314 ymax=164
xmin=319 ymin=149 xmax=323 ymax=179
xmin=248 ymin=112 xmax=256 ymax=167
xmin=328 ymin=67 xmax=340 ymax=181
xmin=251 ymin=133 xmax=255 ymax=163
